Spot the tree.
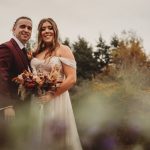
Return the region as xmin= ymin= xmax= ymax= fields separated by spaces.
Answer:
xmin=110 ymin=31 xmax=147 ymax=70
xmin=93 ymin=35 xmax=110 ymax=70
xmin=110 ymin=34 xmax=119 ymax=48
xmin=73 ymin=37 xmax=97 ymax=80
xmin=62 ymin=38 xmax=71 ymax=48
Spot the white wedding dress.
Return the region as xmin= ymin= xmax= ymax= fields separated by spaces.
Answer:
xmin=30 ymin=56 xmax=82 ymax=150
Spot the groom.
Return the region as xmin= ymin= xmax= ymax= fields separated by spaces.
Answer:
xmin=0 ymin=16 xmax=32 ymax=120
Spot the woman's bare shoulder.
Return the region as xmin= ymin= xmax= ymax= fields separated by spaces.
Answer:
xmin=57 ymin=44 xmax=75 ymax=59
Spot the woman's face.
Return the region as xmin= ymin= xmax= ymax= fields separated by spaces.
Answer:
xmin=41 ymin=21 xmax=54 ymax=44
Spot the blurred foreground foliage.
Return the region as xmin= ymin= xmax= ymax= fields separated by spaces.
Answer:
xmin=71 ymin=64 xmax=150 ymax=150
xmin=70 ymin=31 xmax=150 ymax=150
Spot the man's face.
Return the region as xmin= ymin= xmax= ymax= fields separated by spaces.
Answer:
xmin=13 ymin=19 xmax=32 ymax=44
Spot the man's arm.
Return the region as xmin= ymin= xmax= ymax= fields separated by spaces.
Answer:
xmin=0 ymin=45 xmax=14 ymax=108
xmin=0 ymin=45 xmax=16 ymax=120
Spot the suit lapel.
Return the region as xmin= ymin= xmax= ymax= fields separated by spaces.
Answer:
xmin=4 ymin=39 xmax=29 ymax=73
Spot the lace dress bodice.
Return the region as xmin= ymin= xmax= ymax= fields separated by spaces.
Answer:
xmin=31 ymin=56 xmax=76 ymax=79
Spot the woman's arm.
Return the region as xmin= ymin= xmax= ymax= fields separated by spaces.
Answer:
xmin=54 ymin=45 xmax=76 ymax=96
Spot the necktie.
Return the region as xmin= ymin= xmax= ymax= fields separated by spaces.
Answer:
xmin=22 ymin=47 xmax=27 ymax=55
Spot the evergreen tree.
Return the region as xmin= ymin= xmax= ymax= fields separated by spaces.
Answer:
xmin=93 ymin=35 xmax=110 ymax=70
xmin=73 ymin=37 xmax=97 ymax=80
xmin=62 ymin=38 xmax=71 ymax=48
xmin=110 ymin=34 xmax=119 ymax=48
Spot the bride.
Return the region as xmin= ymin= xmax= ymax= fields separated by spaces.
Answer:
xmin=30 ymin=18 xmax=82 ymax=150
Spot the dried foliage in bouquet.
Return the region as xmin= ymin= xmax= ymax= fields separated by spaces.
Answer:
xmin=12 ymin=65 xmax=62 ymax=100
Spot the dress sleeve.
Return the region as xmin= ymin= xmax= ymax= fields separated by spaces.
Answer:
xmin=59 ymin=57 xmax=76 ymax=69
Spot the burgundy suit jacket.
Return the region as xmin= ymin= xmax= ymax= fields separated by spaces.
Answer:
xmin=0 ymin=38 xmax=30 ymax=108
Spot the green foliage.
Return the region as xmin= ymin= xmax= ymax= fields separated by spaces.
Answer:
xmin=62 ymin=38 xmax=71 ymax=48
xmin=73 ymin=37 xmax=98 ymax=80
xmin=93 ymin=35 xmax=110 ymax=69
xmin=110 ymin=34 xmax=119 ymax=48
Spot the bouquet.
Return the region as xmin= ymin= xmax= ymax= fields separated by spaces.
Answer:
xmin=12 ymin=65 xmax=62 ymax=100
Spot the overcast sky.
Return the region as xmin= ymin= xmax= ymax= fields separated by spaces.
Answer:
xmin=0 ymin=0 xmax=150 ymax=54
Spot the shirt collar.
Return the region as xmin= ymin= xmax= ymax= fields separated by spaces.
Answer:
xmin=12 ymin=35 xmax=25 ymax=50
